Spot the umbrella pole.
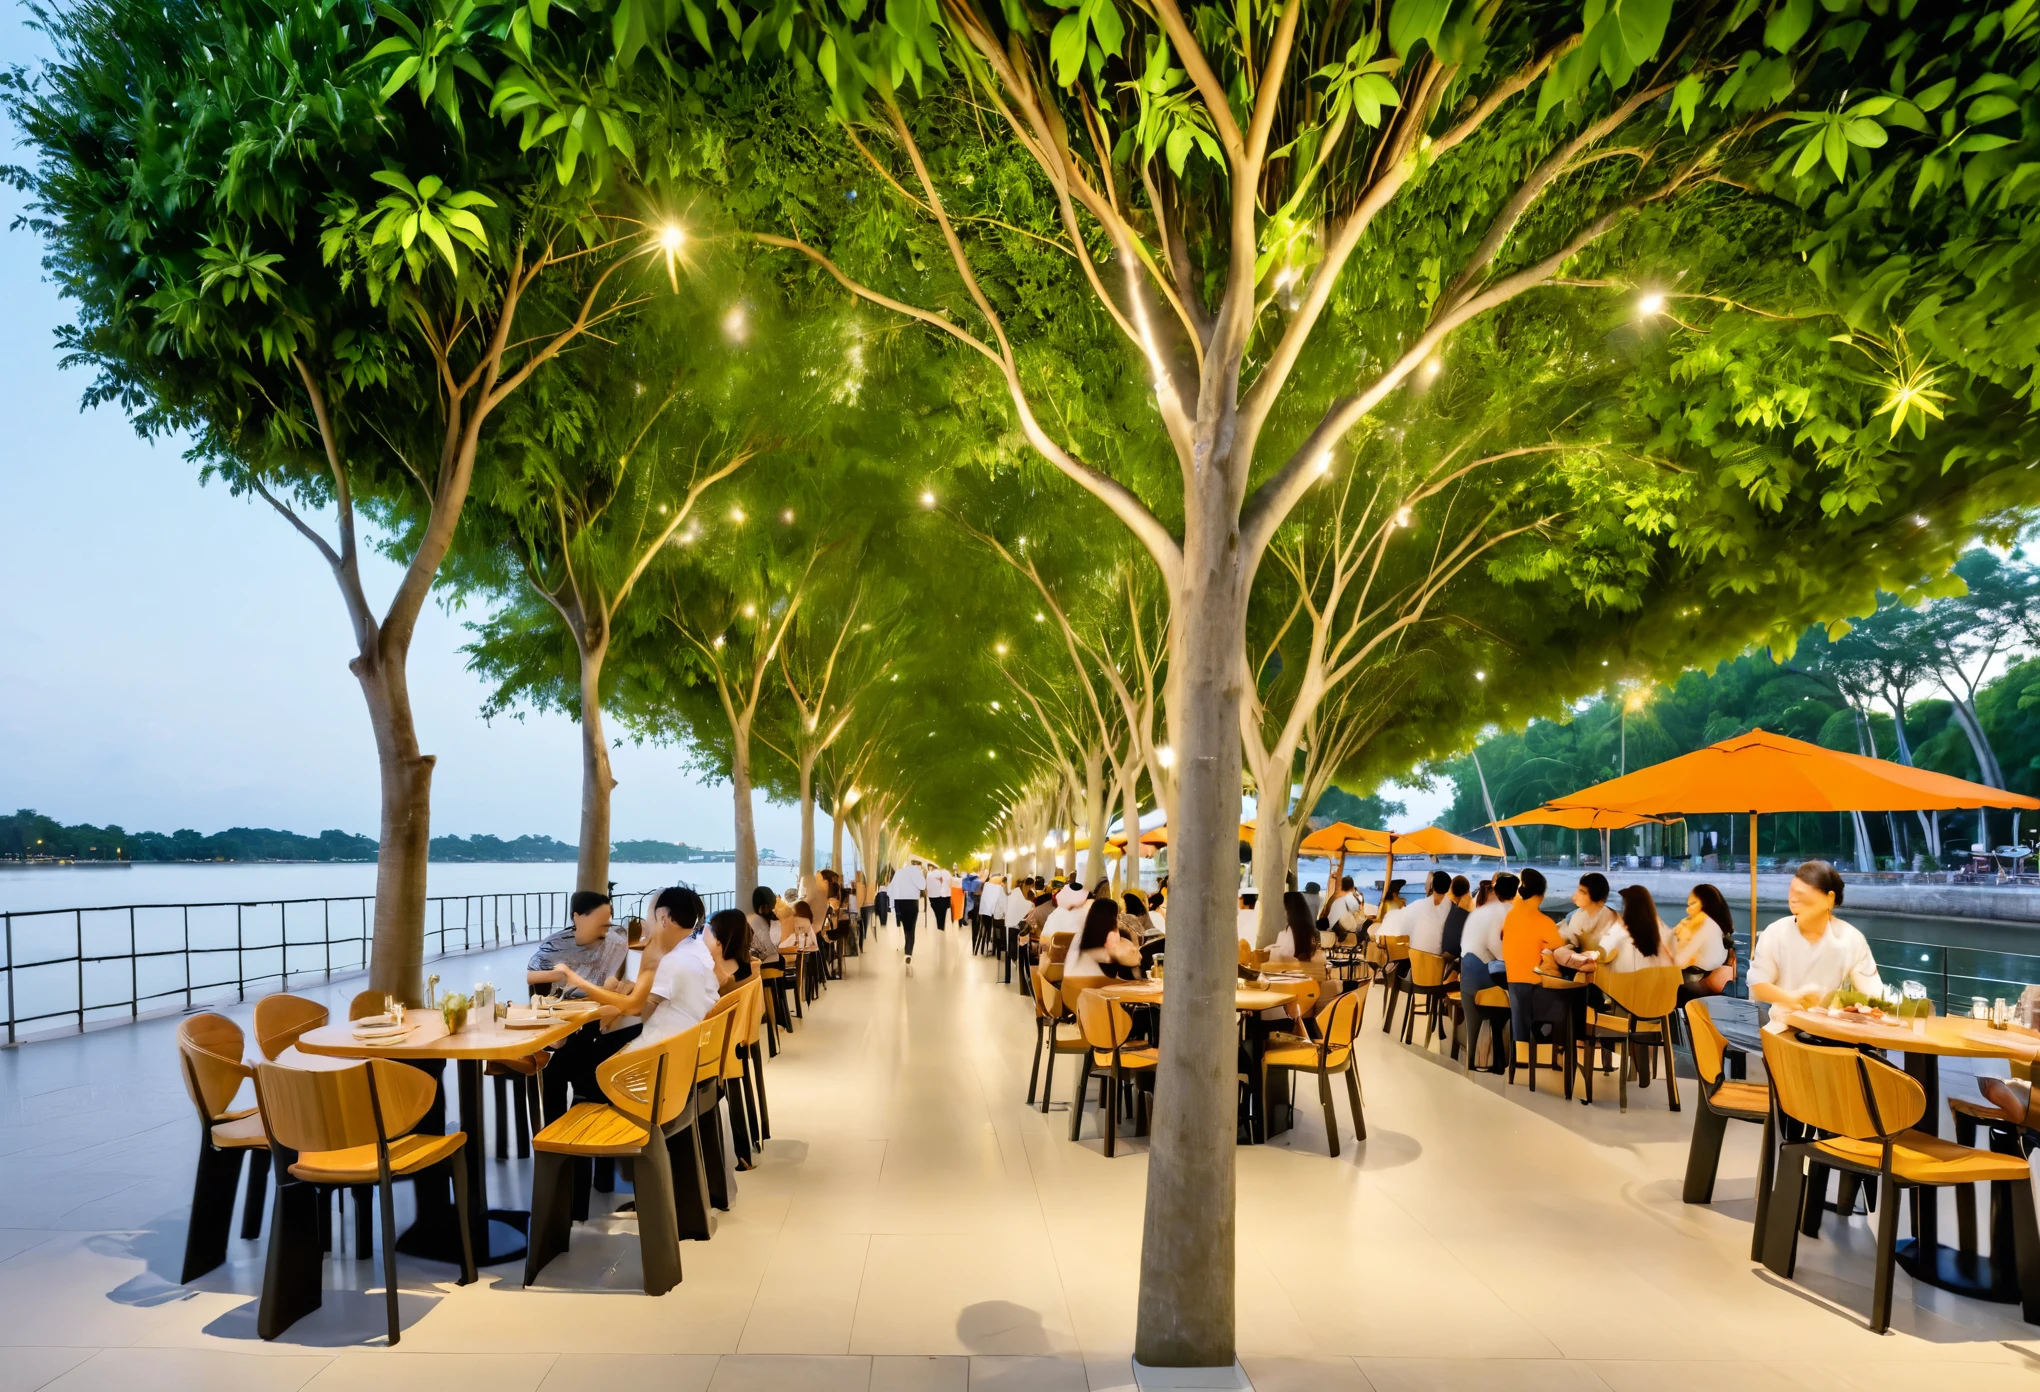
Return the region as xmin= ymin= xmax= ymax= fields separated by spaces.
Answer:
xmin=1749 ymin=812 xmax=1759 ymax=939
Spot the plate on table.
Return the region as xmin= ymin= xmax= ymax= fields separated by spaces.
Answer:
xmin=505 ymin=1017 xmax=556 ymax=1030
xmin=354 ymin=1014 xmax=397 ymax=1029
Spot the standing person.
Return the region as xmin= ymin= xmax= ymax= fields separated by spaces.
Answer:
xmin=979 ymin=874 xmax=1007 ymax=955
xmin=962 ymin=867 xmax=982 ymax=926
xmin=1746 ymin=861 xmax=1883 ymax=1020
xmin=925 ymin=862 xmax=953 ymax=935
xmin=887 ymin=859 xmax=927 ymax=964
xmin=1003 ymin=875 xmax=1035 ymax=983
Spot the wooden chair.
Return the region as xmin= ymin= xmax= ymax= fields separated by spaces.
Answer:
xmin=1028 ymin=966 xmax=1087 ymax=1113
xmin=1583 ymin=966 xmax=1682 ymax=1111
xmin=718 ymin=979 xmax=767 ymax=1156
xmin=347 ymin=989 xmax=387 ymax=1021
xmin=525 ymin=1020 xmax=701 ymax=1295
xmin=689 ymin=1009 xmax=738 ymax=1216
xmin=1461 ymin=985 xmax=1512 ymax=1075
xmin=252 ymin=1058 xmax=474 ymax=1343
xmin=1759 ymin=1028 xmax=2040 ymax=1332
xmin=1680 ymin=1001 xmax=1771 ymax=1226
xmin=1262 ymin=982 xmax=1370 ymax=1157
xmin=1069 ymin=989 xmax=1159 ymax=1157
xmin=761 ymin=958 xmax=795 ymax=1038
xmin=1948 ymin=1053 xmax=2030 ymax=1258
xmin=252 ymin=994 xmax=329 ymax=1061
xmin=176 ymin=1013 xmax=270 ymax=1281
xmin=1373 ymin=936 xmax=1410 ymax=1032
xmin=1400 ymin=949 xmax=1457 ymax=1048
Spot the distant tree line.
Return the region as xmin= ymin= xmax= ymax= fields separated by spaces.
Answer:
xmin=0 ymin=811 xmax=736 ymax=865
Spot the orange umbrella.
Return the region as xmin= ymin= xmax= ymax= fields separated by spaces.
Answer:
xmin=1545 ymin=728 xmax=2040 ymax=933
xmin=1297 ymin=821 xmax=1391 ymax=855
xmin=1493 ymin=808 xmax=1667 ymax=830
xmin=1297 ymin=822 xmax=1501 ymax=899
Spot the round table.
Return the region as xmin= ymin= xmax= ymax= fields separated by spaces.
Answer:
xmin=1091 ymin=981 xmax=1298 ymax=1141
xmin=1781 ymin=1008 xmax=2040 ymax=1303
xmin=295 ymin=1004 xmax=594 ymax=1265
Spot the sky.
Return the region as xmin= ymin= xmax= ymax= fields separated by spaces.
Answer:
xmin=0 ymin=11 xmax=1443 ymax=849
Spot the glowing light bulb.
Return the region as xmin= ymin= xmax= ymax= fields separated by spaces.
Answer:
xmin=1475 ymin=670 xmax=1486 ymax=681
xmin=1315 ymin=451 xmax=1332 ymax=475
xmin=1394 ymin=506 xmax=1413 ymax=527
xmin=1034 ymin=612 xmax=1046 ymax=623
xmin=658 ymin=224 xmax=686 ymax=253
xmin=742 ymin=603 xmax=756 ymax=617
xmin=994 ymin=642 xmax=1008 ymax=656
xmin=1420 ymin=356 xmax=1442 ymax=381
xmin=713 ymin=635 xmax=725 ymax=648
xmin=730 ymin=506 xmax=746 ymax=523
xmin=921 ymin=490 xmax=936 ymax=507
xmin=1638 ymin=292 xmax=1665 ymax=316
xmin=1157 ymin=745 xmax=1175 ymax=769
xmin=781 ymin=509 xmax=794 ymax=523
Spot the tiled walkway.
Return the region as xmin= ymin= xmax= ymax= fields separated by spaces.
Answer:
xmin=1 ymin=923 xmax=2037 ymax=1390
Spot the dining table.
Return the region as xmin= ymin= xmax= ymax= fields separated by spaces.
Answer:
xmin=1780 ymin=1008 xmax=2040 ymax=1304
xmin=1094 ymin=979 xmax=1301 ymax=1141
xmin=294 ymin=1001 xmax=598 ymax=1266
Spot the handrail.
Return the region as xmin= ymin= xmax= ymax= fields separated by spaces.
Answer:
xmin=0 ymin=885 xmax=737 ymax=1043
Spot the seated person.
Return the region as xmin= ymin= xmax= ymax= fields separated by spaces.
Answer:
xmin=1265 ymin=891 xmax=1323 ymax=966
xmin=1459 ymin=874 xmax=1514 ymax=993
xmin=1439 ymin=876 xmax=1473 ymax=962
xmin=1559 ymin=872 xmax=1619 ymax=948
xmin=1500 ymin=868 xmax=1568 ymax=1051
xmin=1568 ymin=884 xmax=1674 ymax=973
xmin=747 ymin=885 xmax=782 ymax=967
xmin=1671 ymin=883 xmax=1737 ymax=997
xmin=1746 ymin=860 xmax=1882 ymax=1021
xmin=1370 ymin=880 xmax=1408 ymax=931
xmin=1236 ymin=892 xmax=1260 ymax=944
xmin=545 ymin=886 xmax=698 ymax=1120
xmin=527 ymin=890 xmax=628 ymax=1000
xmin=1406 ymin=870 xmax=1455 ymax=957
xmin=1064 ymin=898 xmax=1142 ymax=981
xmin=1324 ymin=877 xmax=1362 ymax=941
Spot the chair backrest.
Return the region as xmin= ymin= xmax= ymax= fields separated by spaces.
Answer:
xmin=692 ymin=1010 xmax=732 ymax=1087
xmin=1683 ymin=999 xmax=1730 ymax=1086
xmin=1759 ymin=1029 xmax=1925 ymax=1141
xmin=1276 ymin=978 xmax=1323 ymax=1019
xmin=1595 ymin=965 xmax=1681 ymax=1020
xmin=255 ymin=1058 xmax=436 ymax=1153
xmin=1049 ymin=930 xmax=1074 ymax=954
xmin=1384 ymin=937 xmax=1410 ymax=962
xmin=1408 ymin=949 xmax=1448 ymax=988
xmin=713 ymin=981 xmax=760 ymax=1079
xmin=703 ymin=989 xmax=746 ymax=1079
xmin=1317 ymin=984 xmax=1366 ymax=1049
xmin=253 ymin=993 xmax=330 ymax=1061
xmin=177 ymin=1013 xmax=252 ymax=1122
xmin=1060 ymin=974 xmax=1108 ymax=1017
xmin=348 ymin=989 xmax=386 ymax=1021
xmin=599 ymin=1021 xmax=700 ymax=1132
xmin=1075 ymin=989 xmax=1137 ymax=1052
xmin=1029 ymin=967 xmax=1062 ymax=1022
xmin=1237 ymin=940 xmax=1256 ymax=968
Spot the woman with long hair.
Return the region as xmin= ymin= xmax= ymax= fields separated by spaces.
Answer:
xmin=1601 ymin=885 xmax=1672 ymax=969
xmin=1064 ymin=898 xmax=1142 ymax=980
xmin=1266 ymin=891 xmax=1320 ymax=964
xmin=1672 ymin=883 xmax=1737 ymax=998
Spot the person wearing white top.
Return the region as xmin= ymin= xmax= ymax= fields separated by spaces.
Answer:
xmin=1063 ymin=899 xmax=1142 ymax=980
xmin=634 ymin=925 xmax=722 ymax=1047
xmin=1570 ymin=885 xmax=1675 ymax=973
xmin=1459 ymin=879 xmax=1513 ymax=973
xmin=1043 ymin=882 xmax=1091 ymax=950
xmin=1404 ymin=870 xmax=1454 ymax=956
xmin=1325 ymin=878 xmax=1361 ymax=938
xmin=1747 ymin=861 xmax=1883 ymax=1020
xmin=886 ymin=861 xmax=927 ymax=961
xmin=1669 ymin=884 xmax=1737 ymax=997
xmin=980 ymin=876 xmax=1006 ymax=929
xmin=925 ymin=864 xmax=954 ymax=936
xmin=1236 ymin=893 xmax=1263 ymax=944
xmin=1560 ymin=872 xmax=1620 ymax=947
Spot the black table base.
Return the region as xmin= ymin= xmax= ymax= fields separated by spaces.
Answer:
xmin=394 ymin=1058 xmax=536 ymax=1267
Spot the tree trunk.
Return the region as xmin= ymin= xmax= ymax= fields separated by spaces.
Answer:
xmin=798 ymin=751 xmax=817 ymax=889
xmin=1948 ymin=695 xmax=2006 ymax=787
xmin=1083 ymin=745 xmax=1108 ymax=889
xmin=1251 ymin=797 xmax=1288 ymax=948
xmin=1136 ymin=473 xmax=1248 ymax=1371
xmin=832 ymin=795 xmax=846 ymax=875
xmin=731 ymin=719 xmax=759 ymax=909
xmin=575 ymin=631 xmax=614 ymax=894
xmin=1121 ymin=772 xmax=1143 ymax=895
xmin=361 ymin=651 xmax=435 ymax=1003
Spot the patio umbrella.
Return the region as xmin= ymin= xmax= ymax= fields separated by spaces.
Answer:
xmin=1543 ymin=728 xmax=2040 ymax=932
xmin=1297 ymin=823 xmax=1502 ymax=898
xmin=1492 ymin=806 xmax=1668 ymax=874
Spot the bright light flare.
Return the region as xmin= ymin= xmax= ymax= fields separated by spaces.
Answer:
xmin=1394 ymin=506 xmax=1413 ymax=528
xmin=1314 ymin=451 xmax=1332 ymax=476
xmin=1419 ymin=356 xmax=1442 ymax=382
xmin=1156 ymin=745 xmax=1175 ymax=769
xmin=1638 ymin=292 xmax=1666 ymax=316
xmin=729 ymin=506 xmax=746 ymax=523
xmin=920 ymin=490 xmax=936 ymax=508
xmin=656 ymin=223 xmax=687 ymax=291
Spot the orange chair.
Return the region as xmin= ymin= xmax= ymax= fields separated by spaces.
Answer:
xmin=1263 ymin=984 xmax=1370 ymax=1157
xmin=252 ymin=993 xmax=329 ymax=1061
xmin=1028 ymin=967 xmax=1087 ymax=1113
xmin=176 ymin=1013 xmax=270 ymax=1281
xmin=1069 ymin=989 xmax=1158 ymax=1157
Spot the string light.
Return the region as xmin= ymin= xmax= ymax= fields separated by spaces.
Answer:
xmin=730 ymin=506 xmax=746 ymax=523
xmin=921 ymin=490 xmax=936 ymax=507
xmin=1638 ymin=292 xmax=1665 ymax=316
xmin=1157 ymin=745 xmax=1175 ymax=769
xmin=1315 ymin=451 xmax=1332 ymax=476
xmin=994 ymin=642 xmax=1008 ymax=656
xmin=1419 ymin=356 xmax=1442 ymax=382
xmin=1394 ymin=506 xmax=1413 ymax=527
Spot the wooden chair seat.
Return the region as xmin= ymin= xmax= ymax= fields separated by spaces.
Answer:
xmin=1091 ymin=1046 xmax=1158 ymax=1069
xmin=1586 ymin=1008 xmax=1663 ymax=1035
xmin=532 ymin=1101 xmax=651 ymax=1157
xmin=1814 ymin=1131 xmax=2031 ymax=1185
xmin=1709 ymin=1080 xmax=1770 ymax=1119
xmin=289 ymin=1131 xmax=467 ymax=1186
xmin=1264 ymin=1042 xmax=1351 ymax=1071
xmin=1473 ymin=986 xmax=1509 ymax=1007
xmin=485 ymin=1055 xmax=546 ymax=1078
xmin=211 ymin=1113 xmax=270 ymax=1148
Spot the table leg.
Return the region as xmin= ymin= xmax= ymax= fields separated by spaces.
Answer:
xmin=1893 ymin=1048 xmax=2020 ymax=1303
xmin=395 ymin=1058 xmax=533 ymax=1267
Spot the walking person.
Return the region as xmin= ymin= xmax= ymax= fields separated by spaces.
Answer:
xmin=925 ymin=862 xmax=953 ymax=935
xmin=887 ymin=859 xmax=927 ymax=966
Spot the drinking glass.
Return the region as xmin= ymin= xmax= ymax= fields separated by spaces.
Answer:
xmin=1973 ymin=997 xmax=1991 ymax=1020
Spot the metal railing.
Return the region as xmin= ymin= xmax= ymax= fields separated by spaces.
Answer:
xmin=1 ymin=884 xmax=737 ymax=1043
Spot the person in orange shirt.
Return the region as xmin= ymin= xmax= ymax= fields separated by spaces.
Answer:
xmin=1500 ymin=867 xmax=1568 ymax=1056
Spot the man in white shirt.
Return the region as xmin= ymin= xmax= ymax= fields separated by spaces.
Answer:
xmin=979 ymin=876 xmax=1007 ymax=956
xmin=1560 ymin=872 xmax=1620 ymax=948
xmin=1748 ymin=862 xmax=1883 ymax=1020
xmin=1325 ymin=877 xmax=1362 ymax=939
xmin=1405 ymin=870 xmax=1454 ymax=956
xmin=887 ymin=860 xmax=927 ymax=962
xmin=925 ymin=863 xmax=954 ymax=936
xmin=638 ymin=923 xmax=721 ymax=1046
xmin=1002 ymin=876 xmax=1036 ymax=985
xmin=1457 ymin=872 xmax=1517 ymax=1073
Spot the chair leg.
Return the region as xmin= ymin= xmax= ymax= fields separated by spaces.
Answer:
xmin=1103 ymin=1068 xmax=1119 ymax=1159
xmin=1040 ymin=1038 xmax=1059 ymax=1115
xmin=181 ymin=1138 xmax=246 ymax=1283
xmin=1751 ymin=1110 xmax=1777 ymax=1263
xmin=752 ymin=1048 xmax=771 ymax=1140
xmin=669 ymin=1121 xmax=716 ymax=1242
xmin=1317 ymin=1067 xmax=1339 ymax=1159
xmin=257 ymin=1180 xmax=324 ymax=1340
xmin=699 ymin=1090 xmax=733 ymax=1212
xmin=1027 ymin=1020 xmax=1045 ymax=1105
xmin=1801 ymin=1163 xmax=1831 ymax=1238
xmin=492 ymin=1073 xmax=509 ymax=1159
xmin=1763 ymin=1147 xmax=1810 ymax=1279
xmin=352 ymin=1184 xmax=373 ymax=1259
xmin=633 ymin=1139 xmax=684 ymax=1297
xmin=1869 ymin=1173 xmax=1901 ymax=1334
xmin=376 ymin=1173 xmax=402 ymax=1346
xmin=445 ymin=1154 xmax=477 ymax=1285
xmin=239 ymin=1147 xmax=270 ymax=1242
xmin=2009 ymin=1172 xmax=2040 ymax=1325
xmin=1343 ymin=1059 xmax=1367 ymax=1142
xmin=741 ymin=1051 xmax=763 ymax=1151
xmin=1069 ymin=1055 xmax=1094 ymax=1141
xmin=523 ymin=1151 xmax=575 ymax=1286
xmin=1682 ymin=1105 xmax=1730 ymax=1204
xmin=1955 ymin=1114 xmax=1980 ymax=1252
xmin=1660 ymin=1025 xmax=1680 ymax=1112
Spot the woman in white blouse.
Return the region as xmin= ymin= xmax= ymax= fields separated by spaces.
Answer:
xmin=1063 ymin=899 xmax=1142 ymax=980
xmin=1572 ymin=885 xmax=1674 ymax=972
xmin=1265 ymin=891 xmax=1323 ymax=966
xmin=1670 ymin=883 xmax=1736 ymax=997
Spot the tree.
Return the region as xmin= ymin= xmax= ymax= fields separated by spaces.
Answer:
xmin=6 ymin=0 xmax=668 ymax=996
xmin=461 ymin=296 xmax=755 ymax=891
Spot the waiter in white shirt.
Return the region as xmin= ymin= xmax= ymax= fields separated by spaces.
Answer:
xmin=925 ymin=863 xmax=954 ymax=935
xmin=979 ymin=876 xmax=1007 ymax=956
xmin=887 ymin=860 xmax=927 ymax=963
xmin=1002 ymin=876 xmax=1036 ymax=985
